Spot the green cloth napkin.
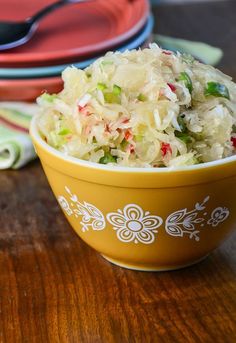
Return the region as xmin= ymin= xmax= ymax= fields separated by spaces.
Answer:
xmin=153 ymin=34 xmax=223 ymax=66
xmin=0 ymin=102 xmax=38 ymax=170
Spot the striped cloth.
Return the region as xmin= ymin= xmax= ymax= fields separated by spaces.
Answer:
xmin=0 ymin=102 xmax=38 ymax=169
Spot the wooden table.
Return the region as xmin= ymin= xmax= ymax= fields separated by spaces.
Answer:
xmin=1 ymin=1 xmax=236 ymax=342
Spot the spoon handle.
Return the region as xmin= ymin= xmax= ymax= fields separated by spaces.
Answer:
xmin=28 ymin=0 xmax=91 ymax=24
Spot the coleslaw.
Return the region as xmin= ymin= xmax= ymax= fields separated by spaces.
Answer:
xmin=37 ymin=44 xmax=236 ymax=168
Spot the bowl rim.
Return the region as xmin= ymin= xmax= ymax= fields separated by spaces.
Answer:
xmin=30 ymin=115 xmax=236 ymax=174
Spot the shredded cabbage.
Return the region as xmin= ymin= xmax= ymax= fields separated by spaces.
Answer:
xmin=37 ymin=44 xmax=236 ymax=167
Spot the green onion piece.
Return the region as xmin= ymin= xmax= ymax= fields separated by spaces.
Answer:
xmin=104 ymin=92 xmax=121 ymax=104
xmin=193 ymin=156 xmax=201 ymax=164
xmin=101 ymin=60 xmax=113 ymax=66
xmin=134 ymin=135 xmax=143 ymax=142
xmin=97 ymin=82 xmax=107 ymax=91
xmin=121 ymin=139 xmax=129 ymax=149
xmin=41 ymin=93 xmax=57 ymax=103
xmin=99 ymin=152 xmax=117 ymax=164
xmin=181 ymin=54 xmax=195 ymax=65
xmin=113 ymin=84 xmax=122 ymax=95
xmin=204 ymin=82 xmax=230 ymax=99
xmin=48 ymin=132 xmax=65 ymax=148
xmin=137 ymin=93 xmax=147 ymax=102
xmin=178 ymin=72 xmax=193 ymax=93
xmin=175 ymin=131 xmax=192 ymax=144
xmin=175 ymin=115 xmax=191 ymax=142
xmin=103 ymin=85 xmax=121 ymax=103
xmin=177 ymin=115 xmax=187 ymax=132
xmin=58 ymin=128 xmax=71 ymax=136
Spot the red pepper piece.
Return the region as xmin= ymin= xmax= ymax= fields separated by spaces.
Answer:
xmin=125 ymin=129 xmax=133 ymax=141
xmin=162 ymin=50 xmax=172 ymax=55
xmin=231 ymin=136 xmax=236 ymax=148
xmin=122 ymin=118 xmax=130 ymax=124
xmin=128 ymin=144 xmax=135 ymax=153
xmin=167 ymin=83 xmax=176 ymax=92
xmin=105 ymin=124 xmax=110 ymax=133
xmin=161 ymin=142 xmax=172 ymax=157
xmin=78 ymin=104 xmax=90 ymax=116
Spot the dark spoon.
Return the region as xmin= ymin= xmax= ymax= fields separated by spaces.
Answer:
xmin=0 ymin=0 xmax=91 ymax=51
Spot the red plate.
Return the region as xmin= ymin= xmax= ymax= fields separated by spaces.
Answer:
xmin=0 ymin=0 xmax=149 ymax=67
xmin=0 ymin=77 xmax=63 ymax=102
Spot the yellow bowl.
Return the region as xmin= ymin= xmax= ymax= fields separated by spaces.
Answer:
xmin=30 ymin=116 xmax=236 ymax=271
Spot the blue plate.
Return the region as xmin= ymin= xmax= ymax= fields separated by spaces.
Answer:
xmin=0 ymin=15 xmax=154 ymax=79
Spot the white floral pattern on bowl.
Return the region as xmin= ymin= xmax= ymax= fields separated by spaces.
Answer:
xmin=207 ymin=207 xmax=230 ymax=227
xmin=165 ymin=196 xmax=209 ymax=241
xmin=107 ymin=204 xmax=163 ymax=244
xmin=58 ymin=195 xmax=73 ymax=216
xmin=57 ymin=187 xmax=106 ymax=232
xmin=57 ymin=187 xmax=230 ymax=244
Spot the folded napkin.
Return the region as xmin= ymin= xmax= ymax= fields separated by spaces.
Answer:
xmin=153 ymin=34 xmax=223 ymax=66
xmin=0 ymin=102 xmax=38 ymax=170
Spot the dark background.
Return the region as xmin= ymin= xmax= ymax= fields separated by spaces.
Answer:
xmin=153 ymin=0 xmax=236 ymax=78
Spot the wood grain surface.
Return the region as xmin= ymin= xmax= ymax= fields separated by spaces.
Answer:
xmin=1 ymin=1 xmax=236 ymax=342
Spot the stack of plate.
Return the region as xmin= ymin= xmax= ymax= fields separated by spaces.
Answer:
xmin=0 ymin=0 xmax=153 ymax=101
